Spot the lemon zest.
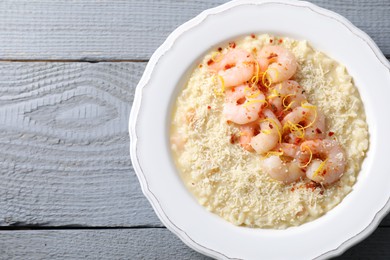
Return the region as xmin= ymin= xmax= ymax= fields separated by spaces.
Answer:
xmin=282 ymin=94 xmax=295 ymax=107
xmin=301 ymin=100 xmax=316 ymax=109
xmin=260 ymin=118 xmax=282 ymax=143
xmin=250 ymin=60 xmax=261 ymax=85
xmin=247 ymin=90 xmax=262 ymax=99
xmin=243 ymin=99 xmax=267 ymax=108
xmin=244 ymin=86 xmax=262 ymax=98
xmin=301 ymin=101 xmax=318 ymax=129
xmin=267 ymin=88 xmax=280 ymax=99
xmin=300 ymin=145 xmax=313 ymax=168
xmin=261 ymin=129 xmax=272 ymax=135
xmin=282 ymin=93 xmax=296 ymax=111
xmin=283 ymin=121 xmax=305 ymax=139
xmin=264 ymin=150 xmax=284 ymax=158
xmin=283 ymin=100 xmax=295 ymax=112
xmin=244 ymin=86 xmax=253 ymax=92
xmin=211 ymin=52 xmax=223 ymax=62
xmin=261 ymin=68 xmax=279 ymax=88
xmin=313 ymin=159 xmax=328 ymax=178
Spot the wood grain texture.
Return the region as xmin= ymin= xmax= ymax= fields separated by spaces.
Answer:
xmin=0 ymin=229 xmax=209 ymax=260
xmin=0 ymin=62 xmax=161 ymax=227
xmin=0 ymin=0 xmax=389 ymax=60
xmin=1 ymin=227 xmax=389 ymax=259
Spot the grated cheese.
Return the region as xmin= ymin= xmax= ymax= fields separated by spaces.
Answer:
xmin=170 ymin=34 xmax=369 ymax=229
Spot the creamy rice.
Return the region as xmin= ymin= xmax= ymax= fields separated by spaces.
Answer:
xmin=170 ymin=34 xmax=369 ymax=229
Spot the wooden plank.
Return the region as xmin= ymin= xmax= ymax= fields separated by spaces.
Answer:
xmin=1 ymin=227 xmax=389 ymax=259
xmin=0 ymin=229 xmax=210 ymax=259
xmin=0 ymin=0 xmax=389 ymax=60
xmin=0 ymin=62 xmax=160 ymax=227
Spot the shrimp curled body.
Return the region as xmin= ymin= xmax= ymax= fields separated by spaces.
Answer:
xmin=261 ymin=143 xmax=307 ymax=183
xmin=257 ymin=46 xmax=298 ymax=83
xmin=300 ymin=139 xmax=346 ymax=184
xmin=209 ymin=49 xmax=255 ymax=88
xmin=223 ymin=85 xmax=266 ymax=125
xmin=282 ymin=104 xmax=326 ymax=143
xmin=267 ymin=80 xmax=308 ymax=117
xmin=251 ymin=109 xmax=281 ymax=154
xmin=262 ymin=155 xmax=305 ymax=184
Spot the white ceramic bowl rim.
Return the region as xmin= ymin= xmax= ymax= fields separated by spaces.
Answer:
xmin=130 ymin=0 xmax=390 ymax=259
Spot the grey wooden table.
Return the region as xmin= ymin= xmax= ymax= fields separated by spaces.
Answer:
xmin=0 ymin=0 xmax=389 ymax=259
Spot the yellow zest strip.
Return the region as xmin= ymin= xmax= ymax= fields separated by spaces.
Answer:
xmin=282 ymin=93 xmax=296 ymax=112
xmin=247 ymin=90 xmax=262 ymax=99
xmin=301 ymin=101 xmax=318 ymax=129
xmin=260 ymin=118 xmax=282 ymax=143
xmin=300 ymin=145 xmax=313 ymax=168
xmin=212 ymin=75 xmax=225 ymax=96
xmin=250 ymin=60 xmax=261 ymax=85
xmin=264 ymin=150 xmax=284 ymax=158
xmin=244 ymin=86 xmax=253 ymax=92
xmin=261 ymin=129 xmax=272 ymax=135
xmin=267 ymin=88 xmax=280 ymax=99
xmin=301 ymin=100 xmax=316 ymax=109
xmin=261 ymin=70 xmax=271 ymax=88
xmin=282 ymin=94 xmax=295 ymax=108
xmin=283 ymin=100 xmax=295 ymax=112
xmin=283 ymin=121 xmax=305 ymax=139
xmin=261 ymin=68 xmax=279 ymax=88
xmin=243 ymin=99 xmax=267 ymax=108
xmin=211 ymin=52 xmax=223 ymax=62
xmin=244 ymin=86 xmax=262 ymax=98
xmin=312 ymin=159 xmax=328 ymax=178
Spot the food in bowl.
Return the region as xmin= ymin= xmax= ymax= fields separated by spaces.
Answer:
xmin=170 ymin=34 xmax=369 ymax=228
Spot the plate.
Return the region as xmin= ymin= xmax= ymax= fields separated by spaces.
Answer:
xmin=129 ymin=0 xmax=390 ymax=259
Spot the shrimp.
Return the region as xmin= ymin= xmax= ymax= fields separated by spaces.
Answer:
xmin=223 ymin=85 xmax=266 ymax=124
xmin=281 ymin=103 xmax=326 ymax=143
xmin=257 ymin=46 xmax=298 ymax=83
xmin=275 ymin=143 xmax=303 ymax=159
xmin=300 ymin=139 xmax=346 ymax=184
xmin=275 ymin=80 xmax=307 ymax=110
xmin=261 ymin=155 xmax=305 ymax=184
xmin=267 ymin=80 xmax=307 ymax=115
xmin=208 ymin=49 xmax=255 ymax=88
xmin=238 ymin=123 xmax=259 ymax=152
xmin=251 ymin=109 xmax=281 ymax=154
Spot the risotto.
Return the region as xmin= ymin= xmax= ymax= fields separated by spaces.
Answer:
xmin=170 ymin=34 xmax=369 ymax=229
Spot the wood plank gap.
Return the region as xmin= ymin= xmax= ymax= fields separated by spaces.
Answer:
xmin=0 ymin=226 xmax=165 ymax=231
xmin=0 ymin=59 xmax=148 ymax=63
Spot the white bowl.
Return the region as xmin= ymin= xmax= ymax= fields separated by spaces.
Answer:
xmin=129 ymin=0 xmax=390 ymax=259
